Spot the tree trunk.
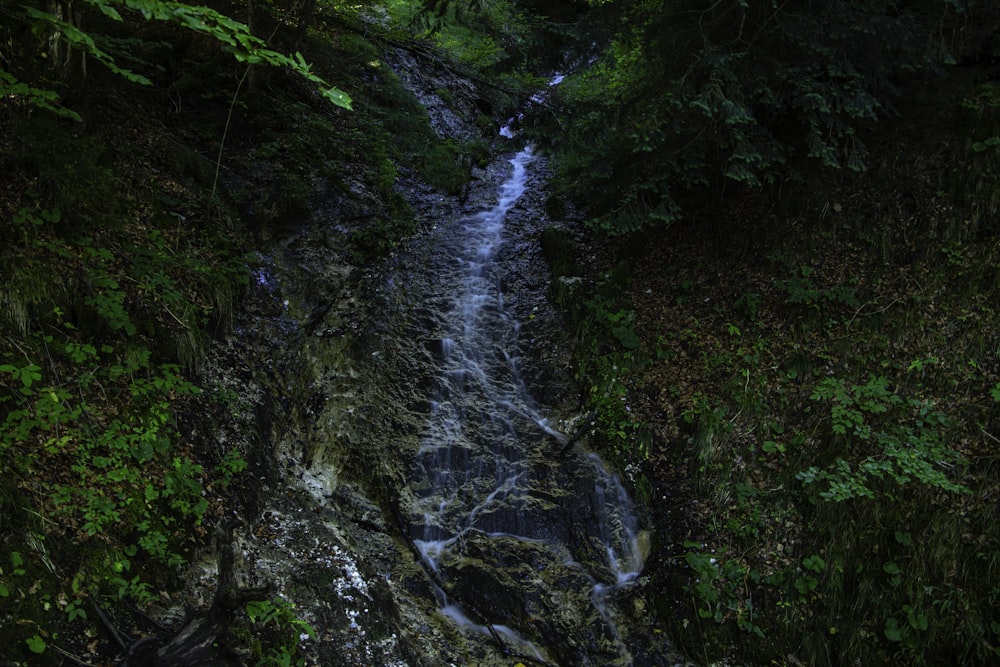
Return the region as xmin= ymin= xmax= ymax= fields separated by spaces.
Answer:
xmin=46 ymin=0 xmax=87 ymax=91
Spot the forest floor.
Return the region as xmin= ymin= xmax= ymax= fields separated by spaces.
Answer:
xmin=614 ymin=66 xmax=1000 ymax=665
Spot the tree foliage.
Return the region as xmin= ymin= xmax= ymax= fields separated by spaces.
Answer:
xmin=0 ymin=0 xmax=351 ymax=120
xmin=401 ymin=0 xmax=546 ymax=78
xmin=537 ymin=0 xmax=996 ymax=234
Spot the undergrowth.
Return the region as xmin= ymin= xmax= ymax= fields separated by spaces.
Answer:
xmin=0 ymin=0 xmax=497 ymax=660
xmin=0 ymin=114 xmax=254 ymax=659
xmin=559 ymin=67 xmax=1000 ymax=665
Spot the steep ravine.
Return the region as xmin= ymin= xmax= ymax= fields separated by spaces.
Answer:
xmin=179 ymin=54 xmax=684 ymax=666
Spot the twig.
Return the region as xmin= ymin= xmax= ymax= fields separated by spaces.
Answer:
xmin=47 ymin=642 xmax=97 ymax=667
xmin=210 ymin=64 xmax=252 ymax=201
xmin=91 ymin=596 xmax=129 ymax=652
xmin=727 ymin=406 xmax=744 ymax=424
xmin=844 ymin=297 xmax=900 ymax=331
xmin=22 ymin=506 xmax=63 ymax=528
xmin=161 ymin=302 xmax=190 ymax=329
xmin=210 ymin=5 xmax=298 ymax=200
xmin=4 ymin=335 xmax=32 ymax=360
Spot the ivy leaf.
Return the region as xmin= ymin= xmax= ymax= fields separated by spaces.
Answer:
xmin=26 ymin=635 xmax=47 ymax=654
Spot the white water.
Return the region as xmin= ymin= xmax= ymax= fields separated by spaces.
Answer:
xmin=404 ymin=138 xmax=647 ymax=663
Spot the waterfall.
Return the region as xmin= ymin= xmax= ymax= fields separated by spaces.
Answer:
xmin=402 ymin=137 xmax=647 ymax=664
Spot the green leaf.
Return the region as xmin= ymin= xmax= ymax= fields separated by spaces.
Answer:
xmin=802 ymin=554 xmax=826 ymax=573
xmin=905 ymin=605 xmax=928 ymax=631
xmin=18 ymin=364 xmax=42 ymax=388
xmin=972 ymin=137 xmax=1000 ymax=152
xmin=612 ymin=326 xmax=641 ymax=349
xmin=794 ymin=575 xmax=818 ymax=595
xmin=26 ymin=635 xmax=47 ymax=654
xmin=322 ymin=86 xmax=353 ymax=110
xmin=0 ymin=67 xmax=83 ymax=121
xmin=761 ymin=440 xmax=784 ymax=454
xmin=298 ymin=619 xmax=318 ymax=640
xmin=884 ymin=617 xmax=903 ymax=642
xmin=22 ymin=7 xmax=152 ymax=85
xmin=86 ymin=0 xmax=123 ymax=21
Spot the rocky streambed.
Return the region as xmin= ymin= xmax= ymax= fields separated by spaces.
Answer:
xmin=168 ymin=51 xmax=684 ymax=666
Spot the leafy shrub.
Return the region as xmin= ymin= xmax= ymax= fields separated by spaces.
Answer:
xmin=798 ymin=376 xmax=970 ymax=501
xmin=539 ymin=0 xmax=985 ymax=234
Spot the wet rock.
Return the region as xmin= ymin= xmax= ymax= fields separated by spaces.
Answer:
xmin=171 ymin=47 xmax=689 ymax=667
xmin=438 ymin=531 xmax=624 ymax=666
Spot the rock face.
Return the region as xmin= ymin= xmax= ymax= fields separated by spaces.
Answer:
xmin=172 ymin=51 xmax=684 ymax=666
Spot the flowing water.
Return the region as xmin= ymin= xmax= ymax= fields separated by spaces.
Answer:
xmin=397 ymin=138 xmax=648 ymax=665
xmin=191 ymin=64 xmax=683 ymax=666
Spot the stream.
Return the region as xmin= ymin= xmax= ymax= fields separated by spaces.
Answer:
xmin=398 ymin=139 xmax=646 ymax=665
xmin=191 ymin=63 xmax=681 ymax=666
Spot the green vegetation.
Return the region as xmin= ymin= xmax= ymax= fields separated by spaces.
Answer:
xmin=1 ymin=172 xmax=251 ymax=659
xmin=524 ymin=4 xmax=1000 ymax=663
xmin=4 ymin=0 xmax=999 ymax=662
xmin=240 ymin=598 xmax=318 ymax=666
xmin=574 ymin=276 xmax=654 ymax=491
xmin=532 ymin=0 xmax=998 ymax=235
xmin=554 ymin=63 xmax=1000 ymax=662
xmin=2 ymin=0 xmax=351 ymax=118
xmin=1 ymin=0 xmax=545 ymax=659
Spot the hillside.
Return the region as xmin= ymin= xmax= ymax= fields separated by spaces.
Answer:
xmin=556 ymin=65 xmax=1000 ymax=665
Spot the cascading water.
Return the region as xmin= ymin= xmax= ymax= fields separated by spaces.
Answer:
xmin=401 ymin=125 xmax=648 ymax=664
xmin=195 ymin=57 xmax=686 ymax=667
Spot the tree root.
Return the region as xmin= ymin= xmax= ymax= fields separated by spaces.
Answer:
xmin=117 ymin=520 xmax=272 ymax=667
